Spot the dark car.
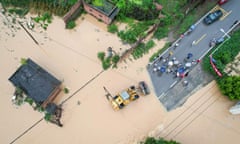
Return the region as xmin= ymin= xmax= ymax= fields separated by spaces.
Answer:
xmin=139 ymin=81 xmax=150 ymax=95
xmin=218 ymin=0 xmax=228 ymax=5
xmin=203 ymin=10 xmax=223 ymax=25
xmin=216 ymin=37 xmax=225 ymax=44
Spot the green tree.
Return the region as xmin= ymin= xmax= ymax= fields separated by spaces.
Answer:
xmin=102 ymin=57 xmax=111 ymax=70
xmin=97 ymin=52 xmax=105 ymax=61
xmin=218 ymin=76 xmax=240 ymax=100
xmin=112 ymin=55 xmax=120 ymax=64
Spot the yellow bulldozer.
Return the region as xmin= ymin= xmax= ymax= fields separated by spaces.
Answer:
xmin=104 ymin=82 xmax=149 ymax=111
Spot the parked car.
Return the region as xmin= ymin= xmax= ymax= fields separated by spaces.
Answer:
xmin=139 ymin=81 xmax=150 ymax=95
xmin=209 ymin=37 xmax=225 ymax=47
xmin=216 ymin=37 xmax=225 ymax=44
xmin=203 ymin=10 xmax=223 ymax=25
xmin=218 ymin=0 xmax=228 ymax=5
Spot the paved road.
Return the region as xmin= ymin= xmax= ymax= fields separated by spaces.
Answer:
xmin=148 ymin=0 xmax=240 ymax=106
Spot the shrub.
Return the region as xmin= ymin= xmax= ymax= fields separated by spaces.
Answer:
xmin=64 ymin=87 xmax=69 ymax=94
xmin=97 ymin=52 xmax=105 ymax=61
xmin=218 ymin=76 xmax=240 ymax=100
xmin=33 ymin=17 xmax=41 ymax=23
xmin=20 ymin=58 xmax=27 ymax=65
xmin=43 ymin=23 xmax=48 ymax=30
xmin=145 ymin=40 xmax=155 ymax=50
xmin=42 ymin=12 xmax=51 ymax=22
xmin=66 ymin=20 xmax=76 ymax=29
xmin=102 ymin=58 xmax=111 ymax=70
xmin=24 ymin=97 xmax=34 ymax=105
xmin=44 ymin=113 xmax=52 ymax=121
xmin=142 ymin=137 xmax=180 ymax=144
xmin=108 ymin=24 xmax=118 ymax=33
xmin=112 ymin=55 xmax=120 ymax=64
xmin=153 ymin=26 xmax=169 ymax=40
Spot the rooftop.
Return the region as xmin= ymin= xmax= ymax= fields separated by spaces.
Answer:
xmin=85 ymin=0 xmax=119 ymax=17
xmin=8 ymin=59 xmax=61 ymax=105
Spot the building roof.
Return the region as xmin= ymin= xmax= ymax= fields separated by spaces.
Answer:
xmin=9 ymin=59 xmax=61 ymax=105
xmin=86 ymin=0 xmax=119 ymax=18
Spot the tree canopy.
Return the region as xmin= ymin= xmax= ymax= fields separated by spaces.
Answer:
xmin=218 ymin=76 xmax=240 ymax=100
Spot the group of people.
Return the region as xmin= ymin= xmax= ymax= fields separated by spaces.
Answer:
xmin=152 ymin=49 xmax=200 ymax=79
xmin=151 ymin=24 xmax=201 ymax=80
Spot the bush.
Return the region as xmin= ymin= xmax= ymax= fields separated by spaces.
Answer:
xmin=97 ymin=52 xmax=105 ymax=61
xmin=142 ymin=137 xmax=180 ymax=144
xmin=20 ymin=58 xmax=27 ymax=65
xmin=112 ymin=55 xmax=120 ymax=64
xmin=102 ymin=58 xmax=111 ymax=70
xmin=64 ymin=87 xmax=69 ymax=94
xmin=217 ymin=76 xmax=240 ymax=100
xmin=66 ymin=20 xmax=76 ymax=29
xmin=42 ymin=12 xmax=51 ymax=22
xmin=118 ymin=30 xmax=137 ymax=44
xmin=153 ymin=26 xmax=169 ymax=40
xmin=24 ymin=97 xmax=34 ymax=105
xmin=145 ymin=40 xmax=155 ymax=50
xmin=33 ymin=17 xmax=41 ymax=23
xmin=44 ymin=113 xmax=52 ymax=121
xmin=108 ymin=24 xmax=118 ymax=33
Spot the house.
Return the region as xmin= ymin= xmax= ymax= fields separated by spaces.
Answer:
xmin=8 ymin=58 xmax=62 ymax=108
xmin=63 ymin=0 xmax=119 ymax=25
xmin=83 ymin=0 xmax=119 ymax=24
